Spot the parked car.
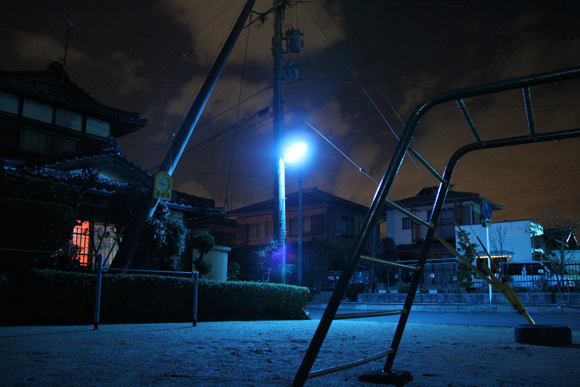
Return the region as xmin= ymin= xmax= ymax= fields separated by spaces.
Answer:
xmin=499 ymin=262 xmax=579 ymax=288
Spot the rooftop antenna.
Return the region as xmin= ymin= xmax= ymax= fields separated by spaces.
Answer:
xmin=61 ymin=12 xmax=83 ymax=67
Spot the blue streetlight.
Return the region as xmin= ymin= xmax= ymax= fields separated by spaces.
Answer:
xmin=283 ymin=142 xmax=307 ymax=285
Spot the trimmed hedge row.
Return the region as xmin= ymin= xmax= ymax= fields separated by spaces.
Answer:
xmin=0 ymin=269 xmax=311 ymax=326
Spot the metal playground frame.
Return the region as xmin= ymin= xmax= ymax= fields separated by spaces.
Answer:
xmin=292 ymin=66 xmax=580 ymax=386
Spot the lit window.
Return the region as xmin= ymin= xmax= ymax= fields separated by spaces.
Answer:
xmin=0 ymin=91 xmax=19 ymax=114
xmin=71 ymin=221 xmax=118 ymax=267
xmin=23 ymin=99 xmax=53 ymax=123
xmin=86 ymin=117 xmax=111 ymax=137
xmin=55 ymin=109 xmax=83 ymax=131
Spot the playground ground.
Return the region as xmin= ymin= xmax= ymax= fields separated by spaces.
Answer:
xmin=1 ymin=314 xmax=579 ymax=387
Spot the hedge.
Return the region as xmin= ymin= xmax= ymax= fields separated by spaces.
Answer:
xmin=0 ymin=269 xmax=311 ymax=325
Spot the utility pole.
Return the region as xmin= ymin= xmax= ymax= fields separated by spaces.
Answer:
xmin=110 ymin=0 xmax=257 ymax=269
xmin=272 ymin=0 xmax=287 ymax=283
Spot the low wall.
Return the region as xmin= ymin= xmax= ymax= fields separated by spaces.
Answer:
xmin=359 ymin=292 xmax=580 ymax=305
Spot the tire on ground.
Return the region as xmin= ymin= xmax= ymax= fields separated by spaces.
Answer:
xmin=514 ymin=324 xmax=572 ymax=346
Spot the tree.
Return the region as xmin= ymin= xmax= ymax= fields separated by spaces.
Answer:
xmin=190 ymin=230 xmax=215 ymax=277
xmin=133 ymin=202 xmax=187 ymax=271
xmin=531 ymin=205 xmax=580 ymax=292
xmin=255 ymin=240 xmax=281 ymax=282
xmin=491 ymin=226 xmax=508 ymax=261
xmin=456 ymin=230 xmax=478 ymax=292
xmin=108 ymin=184 xmax=148 ymax=269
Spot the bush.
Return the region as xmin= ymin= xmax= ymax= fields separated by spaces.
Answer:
xmin=0 ymin=270 xmax=310 ymax=325
xmin=346 ymin=283 xmax=366 ymax=301
xmin=396 ymin=280 xmax=410 ymax=293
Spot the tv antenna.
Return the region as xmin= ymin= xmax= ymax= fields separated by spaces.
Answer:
xmin=61 ymin=12 xmax=83 ymax=66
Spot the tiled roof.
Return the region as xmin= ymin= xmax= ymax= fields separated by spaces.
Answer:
xmin=226 ymin=187 xmax=372 ymax=217
xmin=0 ymin=62 xmax=147 ymax=135
xmin=388 ymin=186 xmax=503 ymax=211
xmin=22 ymin=137 xmax=152 ymax=185
xmin=2 ymin=138 xmax=218 ymax=215
xmin=3 ymin=162 xmax=218 ymax=214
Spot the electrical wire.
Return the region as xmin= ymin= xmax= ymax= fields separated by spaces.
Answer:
xmin=224 ymin=15 xmax=253 ymax=209
xmin=300 ymin=1 xmax=440 ymax=199
xmin=285 ymin=103 xmax=379 ymax=185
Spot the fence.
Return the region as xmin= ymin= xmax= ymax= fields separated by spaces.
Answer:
xmin=393 ymin=259 xmax=580 ymax=291
xmin=92 ymin=254 xmax=199 ymax=329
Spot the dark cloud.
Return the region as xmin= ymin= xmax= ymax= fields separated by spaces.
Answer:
xmin=2 ymin=0 xmax=580 ymax=222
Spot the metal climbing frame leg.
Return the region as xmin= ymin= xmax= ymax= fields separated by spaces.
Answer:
xmin=292 ymin=66 xmax=580 ymax=387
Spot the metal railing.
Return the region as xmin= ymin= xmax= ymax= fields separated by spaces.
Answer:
xmin=93 ymin=254 xmax=199 ymax=330
xmin=396 ymin=259 xmax=580 ymax=291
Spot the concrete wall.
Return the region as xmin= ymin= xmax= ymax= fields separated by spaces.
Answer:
xmin=359 ymin=292 xmax=580 ymax=305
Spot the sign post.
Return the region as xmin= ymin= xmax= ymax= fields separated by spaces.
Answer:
xmin=482 ymin=201 xmax=493 ymax=305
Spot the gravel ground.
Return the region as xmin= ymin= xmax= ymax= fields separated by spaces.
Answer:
xmin=1 ymin=319 xmax=578 ymax=387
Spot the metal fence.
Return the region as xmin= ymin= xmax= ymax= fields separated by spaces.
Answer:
xmin=93 ymin=254 xmax=199 ymax=329
xmin=396 ymin=259 xmax=580 ymax=291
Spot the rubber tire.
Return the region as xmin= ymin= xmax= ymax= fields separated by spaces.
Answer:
xmin=514 ymin=324 xmax=572 ymax=346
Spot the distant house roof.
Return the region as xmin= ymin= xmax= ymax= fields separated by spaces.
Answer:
xmin=226 ymin=187 xmax=373 ymax=218
xmin=388 ymin=186 xmax=503 ymax=211
xmin=0 ymin=62 xmax=147 ymax=136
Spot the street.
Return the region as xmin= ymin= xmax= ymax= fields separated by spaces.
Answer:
xmin=308 ymin=307 xmax=580 ymax=329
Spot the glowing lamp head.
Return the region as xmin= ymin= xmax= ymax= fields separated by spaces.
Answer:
xmin=284 ymin=142 xmax=307 ymax=163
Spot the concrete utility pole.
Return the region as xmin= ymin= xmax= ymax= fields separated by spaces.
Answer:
xmin=272 ymin=0 xmax=287 ymax=283
xmin=110 ymin=0 xmax=257 ymax=269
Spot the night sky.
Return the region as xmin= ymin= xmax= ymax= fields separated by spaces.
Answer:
xmin=2 ymin=0 xmax=580 ymax=223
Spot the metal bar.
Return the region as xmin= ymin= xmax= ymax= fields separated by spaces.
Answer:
xmin=93 ymin=254 xmax=103 ymax=330
xmin=157 ymin=0 xmax=257 ymax=178
xmin=523 ymin=87 xmax=536 ymax=140
xmin=292 ymin=77 xmax=421 ymax=385
xmin=384 ymin=199 xmax=432 ymax=229
xmin=0 ymin=247 xmax=66 ymax=254
xmin=360 ymin=255 xmax=420 ymax=271
xmin=433 ymin=231 xmax=496 ymax=287
xmin=407 ymin=146 xmax=445 ymax=182
xmin=293 ymin=66 xmax=580 ymax=387
xmin=334 ymin=310 xmax=407 ymax=320
xmin=105 ymin=268 xmax=193 ymax=275
xmin=474 ymin=235 xmax=535 ymax=325
xmin=456 ymin=99 xmax=483 ymax=146
xmin=308 ymin=349 xmax=395 ymax=379
xmin=192 ymin=271 xmax=199 ymax=327
xmin=384 ymin=181 xmax=452 ymax=373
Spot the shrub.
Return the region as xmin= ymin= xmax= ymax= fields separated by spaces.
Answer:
xmin=191 ymin=230 xmax=215 ymax=276
xmin=345 ymin=283 xmax=366 ymax=301
xmin=0 ymin=270 xmax=310 ymax=325
xmin=396 ymin=280 xmax=410 ymax=293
